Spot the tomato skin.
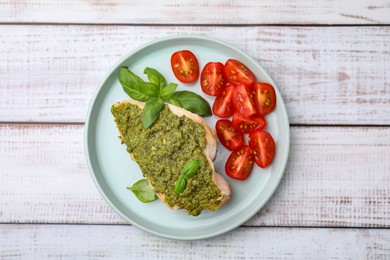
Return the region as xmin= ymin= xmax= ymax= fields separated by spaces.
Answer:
xmin=224 ymin=59 xmax=256 ymax=87
xmin=212 ymin=85 xmax=234 ymax=118
xmin=232 ymin=112 xmax=266 ymax=134
xmin=200 ymin=62 xmax=226 ymax=96
xmin=170 ymin=50 xmax=199 ymax=83
xmin=216 ymin=120 xmax=244 ymax=151
xmin=248 ymin=130 xmax=275 ymax=168
xmin=232 ymin=84 xmax=258 ymax=117
xmin=225 ymin=145 xmax=254 ymax=181
xmin=253 ymin=82 xmax=277 ymax=115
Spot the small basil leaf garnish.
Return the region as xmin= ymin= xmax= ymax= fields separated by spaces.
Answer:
xmin=174 ymin=174 xmax=187 ymax=195
xmin=140 ymin=82 xmax=159 ymax=98
xmin=127 ymin=179 xmax=158 ymax=203
xmin=142 ymin=98 xmax=164 ymax=129
xmin=144 ymin=67 xmax=167 ymax=90
xmin=181 ymin=159 xmax=200 ymax=178
xmin=118 ymin=67 xmax=149 ymax=101
xmin=160 ymin=83 xmax=178 ymax=99
xmin=169 ymin=91 xmax=212 ymax=117
xmin=174 ymin=160 xmax=199 ymax=195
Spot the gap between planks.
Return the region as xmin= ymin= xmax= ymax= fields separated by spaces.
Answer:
xmin=2 ymin=22 xmax=390 ymax=27
xmin=0 ymin=122 xmax=389 ymax=128
xmin=0 ymin=222 xmax=389 ymax=231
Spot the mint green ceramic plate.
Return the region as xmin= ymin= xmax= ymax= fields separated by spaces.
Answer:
xmin=85 ymin=35 xmax=290 ymax=240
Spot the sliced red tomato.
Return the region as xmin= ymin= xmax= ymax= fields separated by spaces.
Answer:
xmin=225 ymin=145 xmax=254 ymax=181
xmin=232 ymin=84 xmax=258 ymax=117
xmin=253 ymin=82 xmax=277 ymax=115
xmin=232 ymin=112 xmax=266 ymax=134
xmin=170 ymin=50 xmax=199 ymax=83
xmin=224 ymin=59 xmax=256 ymax=87
xmin=248 ymin=130 xmax=275 ymax=168
xmin=200 ymin=62 xmax=226 ymax=96
xmin=216 ymin=120 xmax=244 ymax=151
xmin=212 ymin=85 xmax=234 ymax=118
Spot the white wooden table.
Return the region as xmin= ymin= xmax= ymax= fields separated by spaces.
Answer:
xmin=1 ymin=1 xmax=390 ymax=258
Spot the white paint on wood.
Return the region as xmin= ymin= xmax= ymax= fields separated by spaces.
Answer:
xmin=0 ymin=25 xmax=389 ymax=124
xmin=1 ymin=0 xmax=390 ymax=24
xmin=1 ymin=224 xmax=389 ymax=259
xmin=0 ymin=124 xmax=389 ymax=227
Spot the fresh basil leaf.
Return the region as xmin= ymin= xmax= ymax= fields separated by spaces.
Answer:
xmin=118 ymin=67 xmax=149 ymax=101
xmin=144 ymin=67 xmax=167 ymax=90
xmin=140 ymin=82 xmax=159 ymax=98
xmin=160 ymin=83 xmax=178 ymax=99
xmin=182 ymin=160 xmax=199 ymax=178
xmin=142 ymin=98 xmax=164 ymax=129
xmin=127 ymin=179 xmax=157 ymax=203
xmin=169 ymin=91 xmax=212 ymax=117
xmin=174 ymin=174 xmax=187 ymax=195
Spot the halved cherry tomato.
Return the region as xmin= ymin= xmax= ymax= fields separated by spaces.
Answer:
xmin=215 ymin=120 xmax=244 ymax=151
xmin=200 ymin=62 xmax=226 ymax=96
xmin=253 ymin=82 xmax=277 ymax=115
xmin=170 ymin=50 xmax=199 ymax=83
xmin=225 ymin=145 xmax=254 ymax=181
xmin=224 ymin=59 xmax=256 ymax=87
xmin=248 ymin=130 xmax=275 ymax=168
xmin=212 ymin=85 xmax=234 ymax=118
xmin=232 ymin=84 xmax=258 ymax=117
xmin=232 ymin=112 xmax=266 ymax=134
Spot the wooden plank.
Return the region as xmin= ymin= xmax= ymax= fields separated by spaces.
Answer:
xmin=1 ymin=124 xmax=389 ymax=227
xmin=1 ymin=224 xmax=389 ymax=258
xmin=1 ymin=25 xmax=389 ymax=124
xmin=1 ymin=0 xmax=390 ymax=24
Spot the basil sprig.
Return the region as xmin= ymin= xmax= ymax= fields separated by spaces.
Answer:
xmin=174 ymin=160 xmax=200 ymax=195
xmin=118 ymin=67 xmax=212 ymax=128
xmin=127 ymin=179 xmax=158 ymax=203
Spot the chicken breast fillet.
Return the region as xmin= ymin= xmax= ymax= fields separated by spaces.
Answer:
xmin=112 ymin=99 xmax=231 ymax=214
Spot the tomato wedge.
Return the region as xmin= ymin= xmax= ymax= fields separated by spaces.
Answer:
xmin=225 ymin=145 xmax=254 ymax=181
xmin=212 ymin=85 xmax=234 ymax=118
xmin=253 ymin=82 xmax=277 ymax=115
xmin=224 ymin=59 xmax=256 ymax=87
xmin=200 ymin=62 xmax=226 ymax=96
xmin=216 ymin=120 xmax=244 ymax=151
xmin=232 ymin=84 xmax=258 ymax=117
xmin=232 ymin=112 xmax=266 ymax=134
xmin=170 ymin=50 xmax=199 ymax=83
xmin=248 ymin=130 xmax=275 ymax=168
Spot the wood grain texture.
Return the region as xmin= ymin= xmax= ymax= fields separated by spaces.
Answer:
xmin=1 ymin=0 xmax=390 ymax=24
xmin=1 ymin=124 xmax=389 ymax=227
xmin=1 ymin=25 xmax=389 ymax=124
xmin=1 ymin=224 xmax=389 ymax=259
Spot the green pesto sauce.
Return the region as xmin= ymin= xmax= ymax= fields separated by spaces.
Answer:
xmin=111 ymin=103 xmax=221 ymax=216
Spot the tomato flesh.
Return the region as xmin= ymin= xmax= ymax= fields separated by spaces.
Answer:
xmin=232 ymin=84 xmax=258 ymax=117
xmin=225 ymin=145 xmax=254 ymax=181
xmin=253 ymin=82 xmax=277 ymax=115
xmin=248 ymin=130 xmax=275 ymax=168
xmin=224 ymin=59 xmax=256 ymax=87
xmin=216 ymin=120 xmax=244 ymax=151
xmin=200 ymin=62 xmax=226 ymax=96
xmin=170 ymin=50 xmax=199 ymax=83
xmin=232 ymin=112 xmax=266 ymax=134
xmin=212 ymin=85 xmax=234 ymax=118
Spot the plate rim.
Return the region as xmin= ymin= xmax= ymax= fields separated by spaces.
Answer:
xmin=84 ymin=35 xmax=290 ymax=240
